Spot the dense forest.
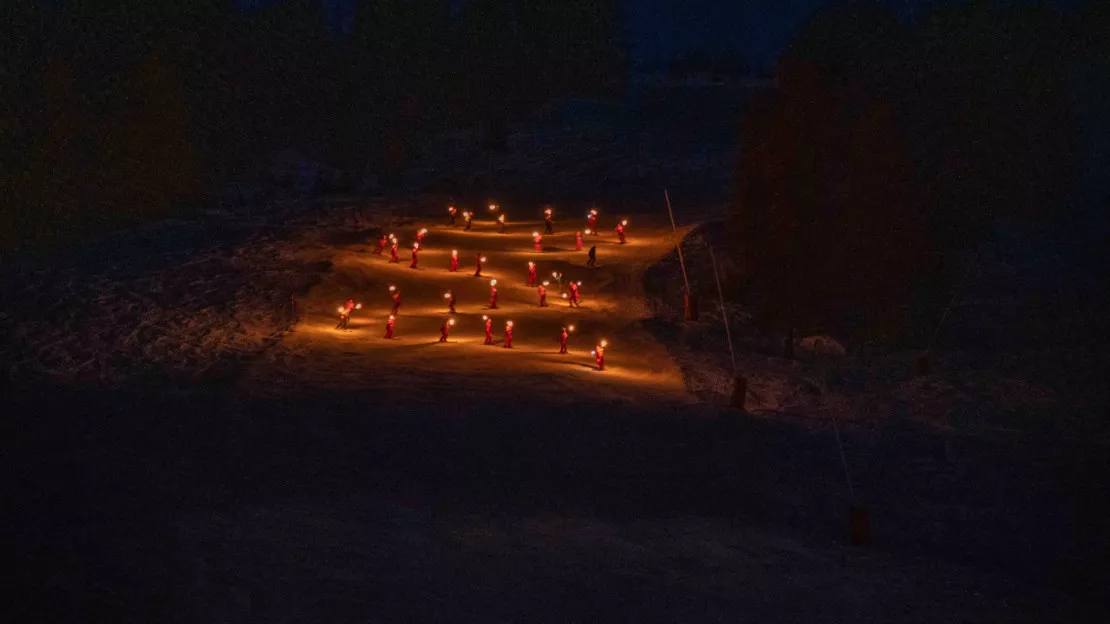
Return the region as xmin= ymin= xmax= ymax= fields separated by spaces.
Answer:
xmin=0 ymin=0 xmax=626 ymax=250
xmin=730 ymin=0 xmax=1108 ymax=334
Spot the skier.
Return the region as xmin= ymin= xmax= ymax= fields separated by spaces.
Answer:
xmin=474 ymin=253 xmax=486 ymax=277
xmin=558 ymin=325 xmax=573 ymax=354
xmin=389 ymin=239 xmax=400 ymax=263
xmin=463 ymin=211 xmax=473 ymax=231
xmin=488 ymin=280 xmax=499 ymax=309
xmin=538 ymin=282 xmax=548 ymax=307
xmin=586 ymin=245 xmax=596 ymax=268
xmin=439 ymin=318 xmax=455 ymax=342
xmin=591 ymin=340 xmax=607 ymax=370
xmin=409 ymin=242 xmax=420 ymax=269
xmin=389 ymin=286 xmax=402 ymax=315
xmin=483 ymin=315 xmax=494 ymax=345
xmin=503 ymin=320 xmax=514 ymax=348
xmin=383 ymin=315 xmax=396 ymax=339
xmin=374 ymin=233 xmax=388 ymax=255
xmin=587 ymin=208 xmax=598 ymax=234
xmin=416 ymin=228 xmax=428 ymax=245
xmin=449 ymin=249 xmax=459 ymax=272
xmin=568 ymin=281 xmax=581 ymax=308
xmin=615 ymin=219 xmax=627 ymax=244
xmin=336 ymin=299 xmax=355 ymax=330
xmin=444 ymin=290 xmax=456 ymax=314
xmin=575 ymin=231 xmax=583 ymax=251
xmin=533 ymin=231 xmax=543 ymax=252
xmin=448 ymin=205 xmax=458 ymax=226
xmin=498 ymin=213 xmax=506 ymax=234
xmin=527 ymin=261 xmax=537 ymax=286
xmin=543 ymin=207 xmax=554 ymax=234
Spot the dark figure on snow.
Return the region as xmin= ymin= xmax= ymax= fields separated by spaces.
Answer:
xmin=544 ymin=207 xmax=555 ymax=234
xmin=587 ymin=246 xmax=597 ymax=268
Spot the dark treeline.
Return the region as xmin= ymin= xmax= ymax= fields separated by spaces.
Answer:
xmin=0 ymin=0 xmax=626 ymax=251
xmin=730 ymin=0 xmax=1107 ymax=337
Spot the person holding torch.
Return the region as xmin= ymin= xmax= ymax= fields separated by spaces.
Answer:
xmin=449 ymin=249 xmax=459 ymax=272
xmin=474 ymin=252 xmax=486 ymax=277
xmin=587 ymin=208 xmax=599 ymax=235
xmin=409 ymin=242 xmax=420 ymax=269
xmin=615 ymin=219 xmax=627 ymax=244
xmin=503 ymin=320 xmax=514 ymax=348
xmin=463 ymin=211 xmax=473 ymax=231
xmin=533 ymin=231 xmax=543 ymax=252
xmin=389 ymin=285 xmax=402 ymax=316
xmin=544 ymin=206 xmax=555 ymax=234
xmin=488 ymin=279 xmax=499 ymax=309
xmin=444 ymin=290 xmax=456 ymax=314
xmin=498 ymin=213 xmax=506 ymax=234
xmin=374 ymin=233 xmax=388 ymax=255
xmin=559 ymin=325 xmax=575 ymax=354
xmin=416 ymin=228 xmax=428 ymax=245
xmin=527 ymin=261 xmax=537 ymax=286
xmin=383 ymin=314 xmax=396 ymax=339
xmin=439 ymin=318 xmax=455 ymax=343
xmin=448 ymin=205 xmax=458 ymax=226
xmin=389 ymin=238 xmax=400 ymax=263
xmin=483 ymin=315 xmax=494 ymax=345
xmin=591 ymin=339 xmax=607 ymax=370
xmin=568 ymin=280 xmax=581 ymax=308
xmin=538 ymin=281 xmax=549 ymax=307
xmin=336 ymin=298 xmax=361 ymax=330
xmin=575 ymin=231 xmax=583 ymax=251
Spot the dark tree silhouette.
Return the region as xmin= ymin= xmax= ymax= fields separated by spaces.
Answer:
xmin=1 ymin=0 xmax=626 ymax=251
xmin=730 ymin=0 xmax=1081 ymax=335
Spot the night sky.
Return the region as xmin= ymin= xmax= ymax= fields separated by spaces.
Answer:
xmin=232 ymin=0 xmax=1083 ymax=73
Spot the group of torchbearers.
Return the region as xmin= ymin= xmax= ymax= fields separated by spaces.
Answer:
xmin=341 ymin=202 xmax=626 ymax=369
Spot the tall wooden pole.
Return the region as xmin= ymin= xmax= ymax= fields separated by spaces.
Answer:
xmin=708 ymin=245 xmax=737 ymax=378
xmin=664 ymin=189 xmax=691 ymax=293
